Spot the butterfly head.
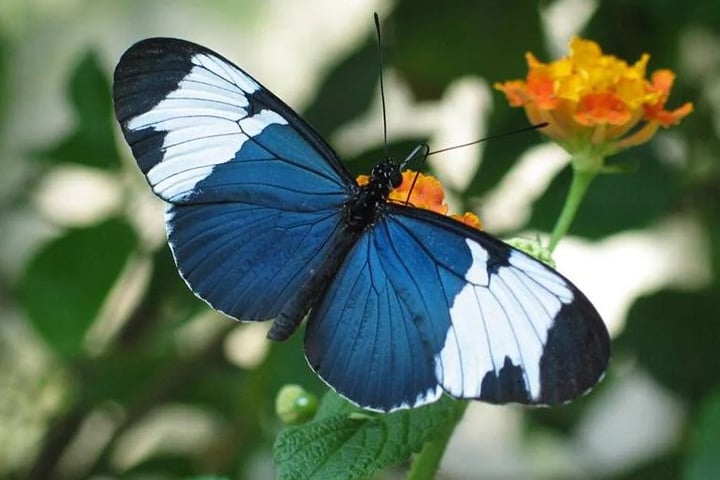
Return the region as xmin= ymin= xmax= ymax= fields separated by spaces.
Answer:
xmin=370 ymin=160 xmax=403 ymax=197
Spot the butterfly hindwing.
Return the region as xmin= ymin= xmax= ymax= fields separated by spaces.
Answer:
xmin=113 ymin=38 xmax=355 ymax=326
xmin=165 ymin=202 xmax=348 ymax=323
xmin=305 ymin=205 xmax=610 ymax=411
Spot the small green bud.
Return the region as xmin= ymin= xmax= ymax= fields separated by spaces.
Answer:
xmin=275 ymin=384 xmax=318 ymax=425
xmin=506 ymin=237 xmax=556 ymax=268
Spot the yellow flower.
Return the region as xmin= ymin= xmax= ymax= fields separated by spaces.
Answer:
xmin=494 ymin=37 xmax=693 ymax=158
xmin=357 ymin=170 xmax=482 ymax=229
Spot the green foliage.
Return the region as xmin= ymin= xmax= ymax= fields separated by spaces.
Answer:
xmin=464 ymin=109 xmax=544 ymax=202
xmin=618 ymin=288 xmax=720 ymax=404
xmin=0 ymin=28 xmax=7 ymax=132
xmin=303 ymin=37 xmax=378 ymax=139
xmin=20 ymin=218 xmax=136 ymax=360
xmin=529 ymin=146 xmax=679 ymax=238
xmin=684 ymin=389 xmax=720 ymax=480
xmin=274 ymin=392 xmax=460 ymax=480
xmin=36 ymin=51 xmax=121 ymax=169
xmin=392 ymin=0 xmax=544 ymax=99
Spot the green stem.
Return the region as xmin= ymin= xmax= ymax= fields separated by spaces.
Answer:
xmin=407 ymin=400 xmax=469 ymax=480
xmin=547 ymin=167 xmax=598 ymax=253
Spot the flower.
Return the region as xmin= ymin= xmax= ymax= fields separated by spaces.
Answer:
xmin=494 ymin=37 xmax=693 ymax=162
xmin=357 ymin=170 xmax=482 ymax=229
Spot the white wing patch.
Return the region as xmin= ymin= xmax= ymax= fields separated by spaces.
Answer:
xmin=126 ymin=53 xmax=287 ymax=202
xmin=436 ymin=241 xmax=575 ymax=401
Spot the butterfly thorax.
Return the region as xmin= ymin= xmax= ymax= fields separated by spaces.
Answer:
xmin=343 ymin=160 xmax=402 ymax=233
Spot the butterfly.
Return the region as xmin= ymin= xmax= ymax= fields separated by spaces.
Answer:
xmin=112 ymin=37 xmax=610 ymax=412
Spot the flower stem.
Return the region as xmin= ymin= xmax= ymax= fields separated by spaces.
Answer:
xmin=547 ymin=166 xmax=597 ymax=253
xmin=407 ymin=400 xmax=469 ymax=480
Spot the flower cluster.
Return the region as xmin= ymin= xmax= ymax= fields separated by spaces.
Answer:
xmin=494 ymin=37 xmax=693 ymax=159
xmin=357 ymin=170 xmax=482 ymax=229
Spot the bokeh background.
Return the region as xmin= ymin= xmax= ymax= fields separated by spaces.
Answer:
xmin=1 ymin=0 xmax=718 ymax=479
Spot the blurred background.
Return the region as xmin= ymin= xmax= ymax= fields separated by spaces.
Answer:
xmin=0 ymin=0 xmax=718 ymax=479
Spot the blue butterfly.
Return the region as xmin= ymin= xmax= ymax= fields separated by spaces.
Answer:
xmin=113 ymin=38 xmax=610 ymax=412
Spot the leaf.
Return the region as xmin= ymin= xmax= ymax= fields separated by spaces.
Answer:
xmin=684 ymin=389 xmax=720 ymax=480
xmin=614 ymin=452 xmax=681 ymax=480
xmin=115 ymin=247 xmax=202 ymax=348
xmin=529 ymin=145 xmax=679 ymax=238
xmin=20 ymin=218 xmax=137 ymax=359
xmin=0 ymin=27 xmax=7 ymax=131
xmin=463 ymin=108 xmax=544 ymax=201
xmin=303 ymin=37 xmax=378 ymax=139
xmin=36 ymin=50 xmax=121 ymax=169
xmin=183 ymin=477 xmax=230 ymax=480
xmin=391 ymin=0 xmax=545 ymax=99
xmin=617 ymin=287 xmax=720 ymax=404
xmin=274 ymin=392 xmax=461 ymax=480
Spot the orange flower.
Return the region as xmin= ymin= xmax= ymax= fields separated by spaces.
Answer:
xmin=451 ymin=212 xmax=483 ymax=230
xmin=494 ymin=37 xmax=693 ymax=158
xmin=357 ymin=170 xmax=481 ymax=229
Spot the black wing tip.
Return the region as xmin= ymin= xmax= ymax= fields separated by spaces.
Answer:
xmin=112 ymin=37 xmax=207 ymax=138
xmin=537 ymin=299 xmax=611 ymax=405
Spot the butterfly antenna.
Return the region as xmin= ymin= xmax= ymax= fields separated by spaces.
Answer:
xmin=399 ymin=143 xmax=429 ymax=205
xmin=427 ymin=122 xmax=548 ymax=156
xmin=374 ymin=12 xmax=389 ymax=160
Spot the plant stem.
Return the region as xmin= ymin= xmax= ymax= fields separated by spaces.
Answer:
xmin=407 ymin=400 xmax=469 ymax=480
xmin=547 ymin=167 xmax=597 ymax=253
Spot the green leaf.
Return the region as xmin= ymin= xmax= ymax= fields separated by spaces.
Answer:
xmin=0 ymin=27 xmax=8 ymax=131
xmin=303 ymin=37 xmax=378 ymax=139
xmin=615 ymin=452 xmax=681 ymax=480
xmin=115 ymin=247 xmax=202 ymax=348
xmin=684 ymin=389 xmax=720 ymax=480
xmin=618 ymin=288 xmax=720 ymax=404
xmin=464 ymin=108 xmax=544 ymax=201
xmin=183 ymin=477 xmax=230 ymax=480
xmin=274 ymin=392 xmax=459 ymax=480
xmin=391 ymin=0 xmax=544 ymax=99
xmin=20 ymin=218 xmax=137 ymax=359
xmin=529 ymin=145 xmax=679 ymax=238
xmin=76 ymin=348 xmax=177 ymax=406
xmin=36 ymin=50 xmax=121 ymax=169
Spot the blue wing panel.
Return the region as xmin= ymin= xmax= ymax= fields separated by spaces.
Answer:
xmin=305 ymin=232 xmax=443 ymax=412
xmin=166 ymin=201 xmax=344 ymax=322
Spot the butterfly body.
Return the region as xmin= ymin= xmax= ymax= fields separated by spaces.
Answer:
xmin=113 ymin=38 xmax=610 ymax=412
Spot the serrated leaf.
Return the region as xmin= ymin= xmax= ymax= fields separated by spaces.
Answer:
xmin=274 ymin=392 xmax=462 ymax=480
xmin=36 ymin=50 xmax=121 ymax=169
xmin=20 ymin=218 xmax=136 ymax=359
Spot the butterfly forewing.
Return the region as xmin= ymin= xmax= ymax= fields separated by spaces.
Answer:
xmin=113 ymin=37 xmax=353 ymax=205
xmin=113 ymin=38 xmax=354 ymax=324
